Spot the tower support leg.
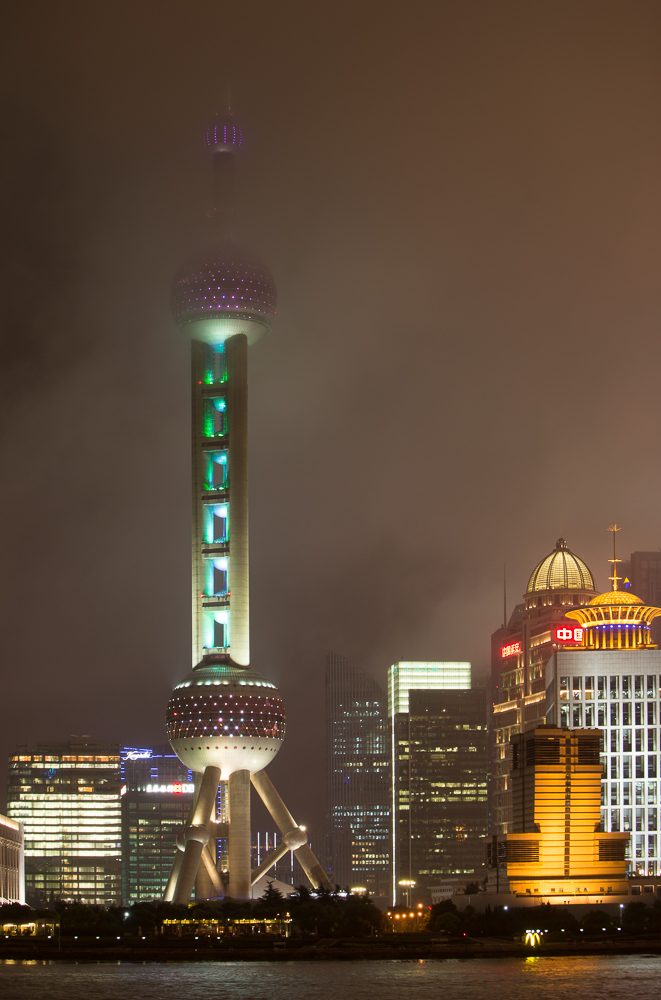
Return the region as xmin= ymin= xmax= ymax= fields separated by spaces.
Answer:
xmin=172 ymin=765 xmax=220 ymax=904
xmin=228 ymin=769 xmax=252 ymax=899
xmin=251 ymin=768 xmax=333 ymax=890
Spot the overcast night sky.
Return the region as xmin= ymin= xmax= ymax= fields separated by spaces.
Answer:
xmin=2 ymin=1 xmax=661 ymax=837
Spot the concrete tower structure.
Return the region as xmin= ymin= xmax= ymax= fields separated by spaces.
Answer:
xmin=163 ymin=112 xmax=331 ymax=903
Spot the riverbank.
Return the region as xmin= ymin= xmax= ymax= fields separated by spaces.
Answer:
xmin=2 ymin=937 xmax=661 ymax=962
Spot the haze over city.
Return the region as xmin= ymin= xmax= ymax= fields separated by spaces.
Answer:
xmin=2 ymin=0 xmax=661 ymax=844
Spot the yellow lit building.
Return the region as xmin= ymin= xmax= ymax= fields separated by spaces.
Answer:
xmin=486 ymin=726 xmax=629 ymax=897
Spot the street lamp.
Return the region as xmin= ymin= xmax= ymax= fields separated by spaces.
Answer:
xmin=398 ymin=879 xmax=416 ymax=908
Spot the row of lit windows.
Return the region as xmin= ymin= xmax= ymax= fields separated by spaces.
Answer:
xmin=559 ymin=675 xmax=659 ymax=699
xmin=605 ymin=756 xmax=659 ymax=779
xmin=560 ymin=703 xmax=657 ymax=726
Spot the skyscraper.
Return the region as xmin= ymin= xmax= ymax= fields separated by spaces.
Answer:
xmin=120 ymin=746 xmax=194 ymax=904
xmin=163 ymin=112 xmax=331 ymax=902
xmin=490 ymin=539 xmax=598 ymax=833
xmin=325 ymin=653 xmax=390 ymax=898
xmin=408 ymin=689 xmax=488 ymax=896
xmin=388 ymin=661 xmax=472 ymax=904
xmin=7 ymin=740 xmax=121 ymax=905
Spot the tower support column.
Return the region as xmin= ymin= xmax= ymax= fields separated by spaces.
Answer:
xmin=172 ymin=765 xmax=220 ymax=904
xmin=228 ymin=769 xmax=251 ymax=898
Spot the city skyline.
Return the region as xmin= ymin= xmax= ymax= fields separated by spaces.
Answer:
xmin=3 ymin=1 xmax=661 ymax=851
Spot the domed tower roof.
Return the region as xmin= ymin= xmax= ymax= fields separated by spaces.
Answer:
xmin=172 ymin=243 xmax=277 ymax=347
xmin=526 ymin=538 xmax=596 ymax=594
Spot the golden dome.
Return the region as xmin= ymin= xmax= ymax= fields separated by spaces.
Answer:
xmin=588 ymin=590 xmax=644 ymax=607
xmin=526 ymin=538 xmax=596 ymax=594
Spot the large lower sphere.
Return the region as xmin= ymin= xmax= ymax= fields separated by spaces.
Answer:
xmin=166 ymin=660 xmax=285 ymax=776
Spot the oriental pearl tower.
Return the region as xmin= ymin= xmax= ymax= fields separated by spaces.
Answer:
xmin=163 ymin=112 xmax=332 ymax=902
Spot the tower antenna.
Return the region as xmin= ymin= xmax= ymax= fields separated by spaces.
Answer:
xmin=608 ymin=524 xmax=621 ymax=592
xmin=503 ymin=563 xmax=507 ymax=628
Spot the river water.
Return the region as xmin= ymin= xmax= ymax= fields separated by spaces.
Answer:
xmin=1 ymin=955 xmax=660 ymax=1000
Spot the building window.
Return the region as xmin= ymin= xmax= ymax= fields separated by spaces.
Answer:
xmin=573 ymin=677 xmax=583 ymax=700
xmin=611 ymin=757 xmax=619 ymax=779
xmin=648 ymin=704 xmax=657 ymax=725
xmin=649 ymin=731 xmax=658 ymax=752
xmin=623 ymin=703 xmax=632 ymax=726
xmin=585 ymin=677 xmax=595 ymax=698
xmin=610 ymin=677 xmax=620 ymax=699
xmin=611 ymin=731 xmax=619 ymax=752
xmin=610 ymin=784 xmax=619 ymax=805
xmin=636 ymin=809 xmax=645 ymax=832
xmin=611 ymin=704 xmax=619 ymax=727
xmin=573 ymin=705 xmax=583 ymax=727
xmin=636 ymin=704 xmax=645 ymax=726
xmin=598 ymin=677 xmax=607 ymax=700
xmin=637 ymin=757 xmax=645 ymax=779
xmin=623 ymin=808 xmax=632 ymax=831
xmin=635 ymin=676 xmax=644 ymax=699
xmin=622 ymin=676 xmax=632 ymax=699
xmin=649 ymin=757 xmax=658 ymax=779
xmin=585 ymin=704 xmax=595 ymax=727
xmin=611 ymin=809 xmax=620 ymax=831
xmin=649 ymin=809 xmax=658 ymax=832
xmin=648 ymin=676 xmax=657 ymax=700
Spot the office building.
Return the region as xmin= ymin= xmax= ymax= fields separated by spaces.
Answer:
xmin=7 ymin=740 xmax=121 ymax=905
xmin=408 ymin=689 xmax=488 ymax=896
xmin=486 ymin=726 xmax=629 ymax=897
xmin=490 ymin=539 xmax=598 ymax=833
xmin=163 ymin=111 xmax=331 ymax=902
xmin=325 ymin=653 xmax=390 ymax=898
xmin=620 ymin=550 xmax=661 ymax=644
xmin=0 ymin=814 xmax=24 ymax=904
xmin=388 ymin=661 xmax=471 ymax=904
xmin=121 ymin=746 xmax=194 ymax=904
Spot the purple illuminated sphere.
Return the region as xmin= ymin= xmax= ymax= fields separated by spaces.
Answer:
xmin=206 ymin=113 xmax=242 ymax=152
xmin=172 ymin=244 xmax=277 ymax=333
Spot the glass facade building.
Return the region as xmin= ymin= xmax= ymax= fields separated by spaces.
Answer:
xmin=406 ymin=690 xmax=488 ymax=895
xmin=7 ymin=740 xmax=121 ymax=905
xmin=388 ymin=661 xmax=472 ymax=904
xmin=546 ymin=650 xmax=661 ymax=875
xmin=326 ymin=653 xmax=390 ymax=899
xmin=120 ymin=746 xmax=194 ymax=904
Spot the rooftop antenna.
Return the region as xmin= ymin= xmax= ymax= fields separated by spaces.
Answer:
xmin=503 ymin=563 xmax=507 ymax=627
xmin=608 ymin=524 xmax=621 ymax=591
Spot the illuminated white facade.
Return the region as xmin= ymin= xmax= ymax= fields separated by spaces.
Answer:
xmin=7 ymin=741 xmax=121 ymax=905
xmin=0 ymin=814 xmax=24 ymax=904
xmin=547 ymin=650 xmax=661 ymax=876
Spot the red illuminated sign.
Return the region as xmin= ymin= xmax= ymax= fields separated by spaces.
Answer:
xmin=555 ymin=626 xmax=583 ymax=645
xmin=501 ymin=641 xmax=521 ymax=658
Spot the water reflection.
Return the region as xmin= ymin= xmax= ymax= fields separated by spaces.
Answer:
xmin=0 ymin=955 xmax=660 ymax=1000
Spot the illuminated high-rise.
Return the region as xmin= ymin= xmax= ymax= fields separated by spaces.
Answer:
xmin=486 ymin=726 xmax=629 ymax=897
xmin=325 ymin=653 xmax=390 ymax=898
xmin=388 ymin=661 xmax=472 ymax=904
xmin=490 ymin=539 xmax=598 ymax=834
xmin=163 ymin=112 xmax=331 ymax=902
xmin=7 ymin=740 xmax=121 ymax=905
xmin=120 ymin=746 xmax=194 ymax=904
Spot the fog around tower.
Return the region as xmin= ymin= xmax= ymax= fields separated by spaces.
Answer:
xmin=1 ymin=1 xmax=661 ymax=839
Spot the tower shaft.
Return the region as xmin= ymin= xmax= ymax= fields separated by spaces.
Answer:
xmin=191 ymin=334 xmax=249 ymax=666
